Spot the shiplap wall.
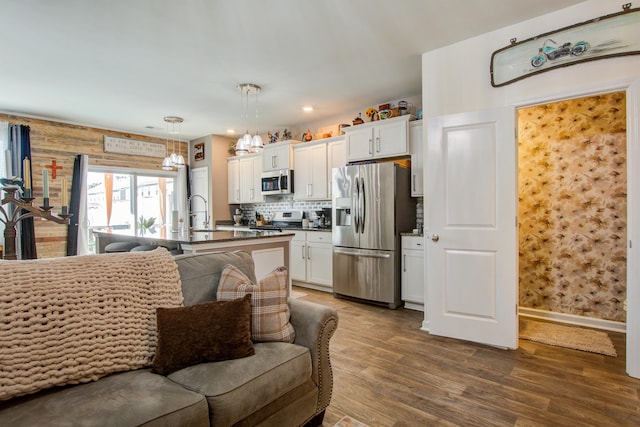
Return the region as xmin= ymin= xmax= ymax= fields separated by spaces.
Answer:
xmin=0 ymin=114 xmax=188 ymax=258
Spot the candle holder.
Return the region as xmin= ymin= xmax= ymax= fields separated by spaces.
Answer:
xmin=0 ymin=186 xmax=72 ymax=260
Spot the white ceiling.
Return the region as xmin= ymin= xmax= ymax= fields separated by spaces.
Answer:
xmin=0 ymin=0 xmax=585 ymax=141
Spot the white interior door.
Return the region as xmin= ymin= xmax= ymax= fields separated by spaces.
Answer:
xmin=426 ymin=107 xmax=518 ymax=349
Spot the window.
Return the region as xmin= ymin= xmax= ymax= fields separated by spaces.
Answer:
xmin=86 ymin=167 xmax=177 ymax=254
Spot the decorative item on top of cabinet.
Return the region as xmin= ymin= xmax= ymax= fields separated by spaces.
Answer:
xmin=365 ymin=107 xmax=378 ymax=122
xmin=409 ymin=120 xmax=423 ymax=197
xmin=262 ymin=140 xmax=301 ymax=172
xmin=401 ymin=235 xmax=425 ymax=311
xmin=343 ymin=114 xmax=412 ymax=162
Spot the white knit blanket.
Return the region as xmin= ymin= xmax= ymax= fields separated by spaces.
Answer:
xmin=0 ymin=248 xmax=183 ymax=400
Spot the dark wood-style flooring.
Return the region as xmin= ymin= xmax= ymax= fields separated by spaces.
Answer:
xmin=294 ymin=287 xmax=640 ymax=427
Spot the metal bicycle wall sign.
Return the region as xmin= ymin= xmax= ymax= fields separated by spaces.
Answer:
xmin=490 ymin=4 xmax=640 ymax=87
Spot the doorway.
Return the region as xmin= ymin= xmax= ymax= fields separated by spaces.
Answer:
xmin=517 ymin=91 xmax=627 ymax=328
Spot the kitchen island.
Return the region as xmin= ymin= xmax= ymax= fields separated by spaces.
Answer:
xmin=92 ymin=229 xmax=294 ymax=287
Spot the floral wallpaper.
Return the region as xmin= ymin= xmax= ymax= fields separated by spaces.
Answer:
xmin=518 ymin=92 xmax=627 ymax=322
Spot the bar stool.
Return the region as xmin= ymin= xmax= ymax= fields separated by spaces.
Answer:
xmin=105 ymin=241 xmax=140 ymax=253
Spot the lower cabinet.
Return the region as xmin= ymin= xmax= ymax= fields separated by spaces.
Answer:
xmin=401 ymin=235 xmax=425 ymax=311
xmin=291 ymin=230 xmax=333 ymax=292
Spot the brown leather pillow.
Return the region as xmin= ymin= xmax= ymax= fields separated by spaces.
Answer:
xmin=151 ymin=295 xmax=254 ymax=375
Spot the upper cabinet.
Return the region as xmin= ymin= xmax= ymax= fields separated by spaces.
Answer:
xmin=344 ymin=115 xmax=411 ymax=162
xmin=409 ymin=120 xmax=423 ymax=197
xmin=293 ymin=141 xmax=328 ymax=201
xmin=227 ymin=154 xmax=263 ymax=204
xmin=262 ymin=140 xmax=300 ymax=171
xmin=239 ymin=155 xmax=264 ymax=204
xmin=227 ymin=158 xmax=241 ymax=204
xmin=327 ymin=137 xmax=346 ymax=198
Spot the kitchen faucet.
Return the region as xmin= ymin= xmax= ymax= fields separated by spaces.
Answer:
xmin=188 ymin=194 xmax=210 ymax=230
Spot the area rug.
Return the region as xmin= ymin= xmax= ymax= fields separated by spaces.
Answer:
xmin=520 ymin=319 xmax=617 ymax=357
xmin=333 ymin=416 xmax=371 ymax=427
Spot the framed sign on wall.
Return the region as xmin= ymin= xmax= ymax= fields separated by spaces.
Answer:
xmin=490 ymin=5 xmax=640 ymax=87
xmin=194 ymin=142 xmax=205 ymax=161
xmin=103 ymin=136 xmax=166 ymax=158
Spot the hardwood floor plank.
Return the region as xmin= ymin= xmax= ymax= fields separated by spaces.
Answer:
xmin=299 ymin=287 xmax=640 ymax=427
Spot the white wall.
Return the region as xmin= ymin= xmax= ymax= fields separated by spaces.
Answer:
xmin=422 ymin=0 xmax=640 ymax=116
xmin=421 ymin=0 xmax=640 ymax=378
xmin=189 ymin=134 xmax=235 ymax=223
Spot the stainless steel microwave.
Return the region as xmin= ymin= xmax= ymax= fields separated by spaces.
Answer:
xmin=261 ymin=169 xmax=294 ymax=195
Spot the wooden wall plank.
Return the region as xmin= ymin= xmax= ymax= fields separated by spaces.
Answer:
xmin=1 ymin=114 xmax=188 ymax=258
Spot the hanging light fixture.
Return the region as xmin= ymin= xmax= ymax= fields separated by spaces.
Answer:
xmin=162 ymin=119 xmax=174 ymax=170
xmin=235 ymin=136 xmax=249 ymax=156
xmin=250 ymin=131 xmax=264 ymax=153
xmin=164 ymin=116 xmax=185 ymax=168
xmin=235 ymin=83 xmax=263 ymax=154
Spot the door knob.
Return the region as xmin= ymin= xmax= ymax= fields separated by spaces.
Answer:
xmin=431 ymin=233 xmax=440 ymax=242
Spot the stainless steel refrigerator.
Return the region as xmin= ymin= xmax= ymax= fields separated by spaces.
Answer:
xmin=332 ymin=162 xmax=416 ymax=308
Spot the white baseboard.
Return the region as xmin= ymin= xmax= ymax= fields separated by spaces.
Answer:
xmin=292 ymin=280 xmax=332 ymax=293
xmin=519 ymin=307 xmax=626 ymax=333
xmin=403 ymin=301 xmax=424 ymax=312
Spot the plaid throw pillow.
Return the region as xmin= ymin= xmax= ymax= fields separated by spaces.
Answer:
xmin=217 ymin=265 xmax=295 ymax=343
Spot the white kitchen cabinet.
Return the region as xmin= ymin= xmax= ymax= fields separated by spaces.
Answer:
xmin=239 ymin=154 xmax=264 ymax=204
xmin=401 ymin=235 xmax=425 ymax=311
xmin=327 ymin=136 xmax=346 ymax=197
xmin=227 ymin=158 xmax=240 ymax=204
xmin=344 ymin=115 xmax=411 ymax=162
xmin=293 ymin=142 xmax=328 ymax=200
xmin=291 ymin=230 xmax=333 ymax=291
xmin=409 ymin=120 xmax=424 ymax=197
xmin=291 ymin=231 xmax=307 ymax=282
xmin=262 ymin=140 xmax=300 ymax=171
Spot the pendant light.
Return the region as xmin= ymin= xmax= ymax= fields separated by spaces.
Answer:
xmin=235 ymin=83 xmax=262 ymax=155
xmin=250 ymin=131 xmax=264 ymax=152
xmin=235 ymin=136 xmax=249 ymax=156
xmin=164 ymin=116 xmax=185 ymax=168
xmin=162 ymin=119 xmax=174 ymax=170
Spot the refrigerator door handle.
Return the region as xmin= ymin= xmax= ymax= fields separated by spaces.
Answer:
xmin=333 ymin=249 xmax=391 ymax=259
xmin=353 ymin=176 xmax=360 ymax=233
xmin=359 ymin=177 xmax=366 ymax=234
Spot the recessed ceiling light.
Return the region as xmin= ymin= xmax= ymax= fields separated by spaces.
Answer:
xmin=227 ymin=129 xmax=236 ymax=134
xmin=302 ymin=106 xmax=313 ymax=112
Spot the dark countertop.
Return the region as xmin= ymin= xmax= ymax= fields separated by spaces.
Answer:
xmin=92 ymin=228 xmax=294 ymax=245
xmin=216 ymin=224 xmax=332 ymax=233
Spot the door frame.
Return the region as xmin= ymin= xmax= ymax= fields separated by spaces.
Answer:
xmin=512 ymin=77 xmax=639 ymax=378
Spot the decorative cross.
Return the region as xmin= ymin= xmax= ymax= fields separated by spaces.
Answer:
xmin=45 ymin=160 xmax=63 ymax=180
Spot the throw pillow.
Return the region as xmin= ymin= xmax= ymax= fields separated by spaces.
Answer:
xmin=217 ymin=265 xmax=295 ymax=343
xmin=152 ymin=295 xmax=254 ymax=375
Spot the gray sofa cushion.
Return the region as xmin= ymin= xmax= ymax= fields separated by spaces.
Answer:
xmin=174 ymin=251 xmax=257 ymax=306
xmin=168 ymin=342 xmax=312 ymax=427
xmin=0 ymin=369 xmax=209 ymax=427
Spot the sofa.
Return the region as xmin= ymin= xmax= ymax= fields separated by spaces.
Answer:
xmin=0 ymin=249 xmax=338 ymax=427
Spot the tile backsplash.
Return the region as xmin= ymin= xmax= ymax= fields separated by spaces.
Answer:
xmin=239 ymin=196 xmax=423 ymax=229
